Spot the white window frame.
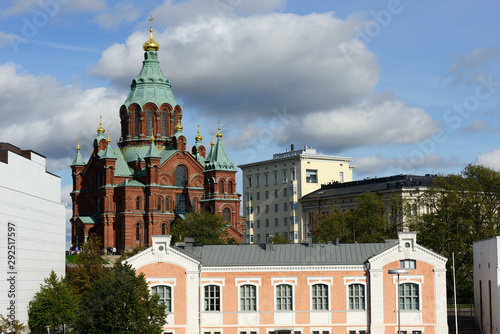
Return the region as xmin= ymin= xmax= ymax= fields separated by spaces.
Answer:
xmin=271 ymin=277 xmax=297 ymax=311
xmin=235 ymin=278 xmax=261 ymax=312
xmin=307 ymin=277 xmax=333 ymax=311
xmin=392 ymin=275 xmax=423 ymax=312
xmin=147 ymin=277 xmax=177 ymax=314
xmin=201 ymin=278 xmax=225 ymax=313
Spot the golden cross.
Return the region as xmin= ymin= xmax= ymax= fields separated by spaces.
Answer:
xmin=149 ymin=15 xmax=154 ymax=30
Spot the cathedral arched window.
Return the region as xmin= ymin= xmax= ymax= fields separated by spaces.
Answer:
xmin=157 ymin=196 xmax=162 ymax=211
xmin=161 ymin=223 xmax=167 ymax=235
xmin=219 ymin=180 xmax=224 ymax=194
xmin=162 ymin=109 xmax=167 ymax=136
xmin=135 ymin=223 xmax=141 ymax=243
xmin=223 ymin=208 xmax=231 ymax=223
xmin=148 ymin=108 xmax=153 ymax=136
xmin=175 ymin=166 xmax=186 ymax=187
xmin=136 ymin=197 xmax=142 ymax=211
xmin=134 ymin=108 xmax=140 ymax=137
xmin=165 ymin=197 xmax=170 ymax=211
xmin=228 ymin=181 xmax=233 ymax=194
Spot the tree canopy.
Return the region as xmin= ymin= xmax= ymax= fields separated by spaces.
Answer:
xmin=170 ymin=211 xmax=235 ymax=245
xmin=75 ymin=263 xmax=166 ymax=334
xmin=410 ymin=164 xmax=500 ymax=296
xmin=27 ymin=271 xmax=79 ymax=334
xmin=312 ymin=191 xmax=404 ymax=243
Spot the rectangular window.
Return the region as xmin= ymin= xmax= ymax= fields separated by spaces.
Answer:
xmin=292 ymin=202 xmax=297 ymax=210
xmin=175 ymin=194 xmax=186 ymax=212
xmin=256 ymin=175 xmax=260 ymax=186
xmin=257 ymin=206 xmax=260 ymax=214
xmin=399 ymin=283 xmax=419 ymax=310
xmin=274 ymin=189 xmax=278 ymax=198
xmin=204 ymin=285 xmax=220 ymax=311
xmin=257 ymin=234 xmax=260 ymax=242
xmin=275 ymin=218 xmax=279 ymax=227
xmin=256 ymin=192 xmax=260 ymax=200
xmin=291 ymin=169 xmax=296 ymax=181
xmin=247 ymin=176 xmax=252 ymax=187
xmin=284 ymin=188 xmax=287 ymax=197
xmin=265 ymin=174 xmax=269 ymax=185
xmin=283 ymin=203 xmax=287 ymax=212
xmin=400 ymin=259 xmax=416 ymax=269
xmin=276 ymin=284 xmax=293 ymax=310
xmin=257 ymin=220 xmax=261 ymax=228
xmin=275 ymin=204 xmax=279 ymax=212
xmin=348 ymin=284 xmax=365 ymax=310
xmin=339 ymin=171 xmax=344 ymax=182
xmin=292 ymin=186 xmax=297 ymax=195
xmin=312 ymin=284 xmax=328 ymax=310
xmin=412 ymin=331 xmax=422 ymax=334
xmin=294 ymin=232 xmax=298 ymax=240
xmin=266 ymin=219 xmax=269 ymax=227
xmin=240 ymin=285 xmax=257 ymax=311
xmin=265 ymin=205 xmax=269 ymax=213
xmin=274 ymin=172 xmax=278 ymax=184
xmin=283 ymin=170 xmax=287 ymax=183
xmin=284 ymin=232 xmax=288 ymax=239
xmin=265 ymin=191 xmax=269 ymax=199
xmin=151 ymin=285 xmax=172 ymax=312
xmin=284 ymin=217 xmax=288 ymax=226
xmin=306 ymin=169 xmax=318 ymax=183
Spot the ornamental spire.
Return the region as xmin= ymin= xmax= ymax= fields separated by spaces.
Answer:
xmin=143 ymin=15 xmax=159 ymax=51
xmin=216 ymin=120 xmax=222 ymax=138
xmin=195 ymin=125 xmax=202 ymax=141
xmin=97 ymin=116 xmax=105 ymax=134
xmin=211 ymin=133 xmax=215 ymax=146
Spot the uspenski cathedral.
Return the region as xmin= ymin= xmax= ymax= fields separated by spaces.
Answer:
xmin=70 ymin=19 xmax=243 ymax=251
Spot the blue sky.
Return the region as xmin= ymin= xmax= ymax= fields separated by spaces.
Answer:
xmin=1 ymin=0 xmax=500 ymax=237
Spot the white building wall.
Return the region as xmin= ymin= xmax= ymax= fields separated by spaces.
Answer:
xmin=474 ymin=237 xmax=500 ymax=334
xmin=0 ymin=148 xmax=66 ymax=327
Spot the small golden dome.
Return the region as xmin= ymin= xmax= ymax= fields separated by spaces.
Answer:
xmin=210 ymin=133 xmax=215 ymax=146
xmin=143 ymin=15 xmax=159 ymax=51
xmin=195 ymin=125 xmax=202 ymax=141
xmin=76 ymin=138 xmax=81 ymax=151
xmin=216 ymin=120 xmax=222 ymax=138
xmin=175 ymin=120 xmax=183 ymax=131
xmin=107 ymin=131 xmax=111 ymax=143
xmin=150 ymin=134 xmax=155 ymax=142
xmin=97 ymin=116 xmax=105 ymax=134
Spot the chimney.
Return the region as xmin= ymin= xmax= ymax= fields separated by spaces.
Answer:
xmin=291 ymin=143 xmax=294 ymax=151
xmin=307 ymin=232 xmax=313 ymax=247
xmin=265 ymin=234 xmax=274 ymax=251
xmin=184 ymin=237 xmax=194 ymax=249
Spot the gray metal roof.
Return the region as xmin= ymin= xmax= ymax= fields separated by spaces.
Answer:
xmin=301 ymin=174 xmax=435 ymax=201
xmin=174 ymin=241 xmax=397 ymax=266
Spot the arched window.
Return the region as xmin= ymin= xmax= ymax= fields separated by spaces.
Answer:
xmin=157 ymin=196 xmax=162 ymax=211
xmin=192 ymin=198 xmax=197 ymax=211
xmin=162 ymin=109 xmax=167 ymax=136
xmin=223 ymin=208 xmax=231 ymax=223
xmin=240 ymin=285 xmax=256 ymax=311
xmin=151 ymin=285 xmax=172 ymax=312
xmin=204 ymin=285 xmax=220 ymax=311
xmin=135 ymin=223 xmax=141 ymax=242
xmin=161 ymin=223 xmax=167 ymax=235
xmin=134 ymin=108 xmax=140 ymax=137
xmin=165 ymin=198 xmax=169 ymax=211
xmin=175 ymin=166 xmax=186 ymax=187
xmin=348 ymin=283 xmax=365 ymax=310
xmin=148 ymin=108 xmax=153 ymax=136
xmin=399 ymin=283 xmax=419 ymax=310
xmin=227 ymin=181 xmax=233 ymax=194
xmin=312 ymin=284 xmax=328 ymax=310
xmin=175 ymin=194 xmax=186 ymax=212
xmin=136 ymin=197 xmax=141 ymax=211
xmin=219 ymin=180 xmax=224 ymax=194
xmin=276 ymin=284 xmax=293 ymax=310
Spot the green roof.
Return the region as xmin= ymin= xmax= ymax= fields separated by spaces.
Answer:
xmin=205 ymin=137 xmax=235 ymax=171
xmin=123 ymin=50 xmax=177 ymax=109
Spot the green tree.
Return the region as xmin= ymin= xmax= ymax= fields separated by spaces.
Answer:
xmin=66 ymin=234 xmax=110 ymax=295
xmin=410 ymin=164 xmax=500 ymax=296
xmin=170 ymin=211 xmax=235 ymax=245
xmin=272 ymin=233 xmax=289 ymax=244
xmin=75 ymin=263 xmax=166 ymax=334
xmin=312 ymin=192 xmax=404 ymax=243
xmin=0 ymin=314 xmax=25 ymax=334
xmin=27 ymin=271 xmax=79 ymax=334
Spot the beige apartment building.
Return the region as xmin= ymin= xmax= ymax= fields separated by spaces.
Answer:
xmin=238 ymin=145 xmax=354 ymax=243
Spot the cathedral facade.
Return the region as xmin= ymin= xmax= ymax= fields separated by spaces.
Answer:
xmin=70 ymin=23 xmax=242 ymax=251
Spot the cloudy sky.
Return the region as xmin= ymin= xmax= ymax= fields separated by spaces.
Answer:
xmin=1 ymin=0 xmax=500 ymax=237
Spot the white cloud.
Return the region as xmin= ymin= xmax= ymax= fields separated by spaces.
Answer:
xmin=0 ymin=0 xmax=106 ymax=17
xmin=477 ymin=149 xmax=500 ymax=171
xmin=93 ymin=2 xmax=143 ymax=30
xmin=447 ymin=47 xmax=500 ymax=85
xmin=0 ymin=63 xmax=125 ymax=172
xmin=95 ymin=11 xmax=379 ymax=118
xmin=462 ymin=119 xmax=492 ymax=133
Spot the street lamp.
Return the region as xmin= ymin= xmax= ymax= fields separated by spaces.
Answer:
xmin=388 ymin=268 xmax=409 ymax=334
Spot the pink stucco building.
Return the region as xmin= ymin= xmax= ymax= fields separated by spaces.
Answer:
xmin=126 ymin=232 xmax=448 ymax=334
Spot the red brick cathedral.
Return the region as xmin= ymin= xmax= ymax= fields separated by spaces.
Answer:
xmin=70 ymin=22 xmax=243 ymax=251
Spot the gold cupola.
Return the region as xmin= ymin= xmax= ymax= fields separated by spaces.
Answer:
xmin=143 ymin=15 xmax=159 ymax=51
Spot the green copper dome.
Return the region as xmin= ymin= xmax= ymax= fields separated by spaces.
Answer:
xmin=123 ymin=50 xmax=177 ymax=109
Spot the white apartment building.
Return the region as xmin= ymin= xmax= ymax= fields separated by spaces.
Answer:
xmin=238 ymin=145 xmax=354 ymax=243
xmin=0 ymin=143 xmax=66 ymax=327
